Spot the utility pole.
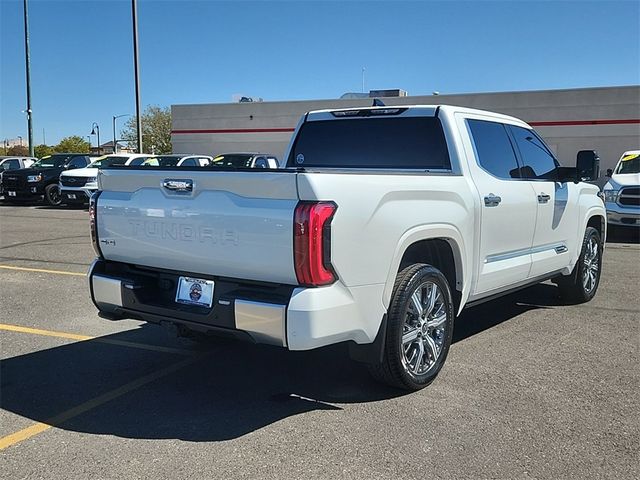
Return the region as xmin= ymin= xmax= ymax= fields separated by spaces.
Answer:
xmin=23 ymin=0 xmax=34 ymax=156
xmin=362 ymin=67 xmax=365 ymax=94
xmin=132 ymin=0 xmax=143 ymax=154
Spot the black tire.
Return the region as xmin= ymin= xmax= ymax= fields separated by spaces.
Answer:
xmin=557 ymin=227 xmax=602 ymax=303
xmin=369 ymin=263 xmax=455 ymax=391
xmin=45 ymin=184 xmax=62 ymax=206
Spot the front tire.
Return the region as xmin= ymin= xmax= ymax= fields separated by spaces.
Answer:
xmin=369 ymin=264 xmax=455 ymax=390
xmin=45 ymin=184 xmax=62 ymax=206
xmin=557 ymin=226 xmax=602 ymax=303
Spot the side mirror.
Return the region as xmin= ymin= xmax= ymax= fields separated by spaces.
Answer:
xmin=606 ymin=168 xmax=613 ymax=177
xmin=576 ymin=150 xmax=600 ymax=182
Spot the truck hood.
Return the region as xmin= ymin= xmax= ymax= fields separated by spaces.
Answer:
xmin=6 ymin=166 xmax=62 ymax=177
xmin=60 ymin=167 xmax=98 ymax=178
xmin=608 ymin=173 xmax=640 ymax=188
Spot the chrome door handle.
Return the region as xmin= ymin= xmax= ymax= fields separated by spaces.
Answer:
xmin=538 ymin=193 xmax=551 ymax=203
xmin=163 ymin=179 xmax=193 ymax=192
xmin=484 ymin=194 xmax=502 ymax=207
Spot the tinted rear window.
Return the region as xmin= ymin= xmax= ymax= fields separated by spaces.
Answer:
xmin=288 ymin=117 xmax=450 ymax=169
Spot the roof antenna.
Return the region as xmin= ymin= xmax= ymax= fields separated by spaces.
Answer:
xmin=372 ymin=98 xmax=385 ymax=107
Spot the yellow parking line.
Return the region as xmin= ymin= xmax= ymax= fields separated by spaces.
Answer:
xmin=0 ymin=324 xmax=195 ymax=357
xmin=0 ymin=265 xmax=86 ymax=276
xmin=0 ymin=355 xmax=201 ymax=451
xmin=0 ymin=323 xmax=91 ymax=341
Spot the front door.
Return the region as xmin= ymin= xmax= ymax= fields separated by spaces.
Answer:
xmin=462 ymin=117 xmax=538 ymax=296
xmin=507 ymin=125 xmax=581 ymax=277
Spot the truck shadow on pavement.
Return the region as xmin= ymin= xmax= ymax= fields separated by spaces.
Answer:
xmin=1 ymin=283 xmax=561 ymax=442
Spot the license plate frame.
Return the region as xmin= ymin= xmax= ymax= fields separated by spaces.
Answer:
xmin=175 ymin=276 xmax=214 ymax=308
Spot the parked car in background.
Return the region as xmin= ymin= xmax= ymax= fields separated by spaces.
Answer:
xmin=88 ymin=104 xmax=604 ymax=391
xmin=140 ymin=155 xmax=213 ymax=167
xmin=59 ymin=154 xmax=152 ymax=205
xmin=211 ymin=153 xmax=280 ymax=168
xmin=0 ymin=156 xmax=37 ymax=195
xmin=602 ymin=150 xmax=640 ymax=227
xmin=2 ymin=153 xmax=91 ymax=205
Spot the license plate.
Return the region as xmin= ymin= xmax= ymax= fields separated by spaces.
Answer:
xmin=30 ymin=187 xmax=37 ymax=193
xmin=67 ymin=193 xmax=76 ymax=199
xmin=175 ymin=276 xmax=214 ymax=308
xmin=7 ymin=191 xmax=16 ymax=197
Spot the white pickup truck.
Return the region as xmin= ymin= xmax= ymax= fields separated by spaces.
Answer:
xmin=88 ymin=105 xmax=605 ymax=390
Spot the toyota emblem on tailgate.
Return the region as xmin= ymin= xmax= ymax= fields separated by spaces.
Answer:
xmin=162 ymin=179 xmax=193 ymax=192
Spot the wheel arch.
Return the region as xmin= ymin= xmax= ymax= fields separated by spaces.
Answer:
xmin=384 ymin=225 xmax=469 ymax=314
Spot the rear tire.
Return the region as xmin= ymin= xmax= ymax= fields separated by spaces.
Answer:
xmin=557 ymin=227 xmax=602 ymax=303
xmin=369 ymin=263 xmax=455 ymax=390
xmin=45 ymin=184 xmax=62 ymax=206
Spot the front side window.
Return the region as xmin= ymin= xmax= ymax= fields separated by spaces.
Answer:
xmin=509 ymin=126 xmax=558 ymax=179
xmin=1 ymin=159 xmax=21 ymax=170
xmin=289 ymin=117 xmax=450 ymax=169
xmin=179 ymin=158 xmax=197 ymax=167
xmin=467 ymin=119 xmax=520 ymax=179
xmin=212 ymin=154 xmax=253 ymax=168
xmin=68 ymin=156 xmax=89 ymax=168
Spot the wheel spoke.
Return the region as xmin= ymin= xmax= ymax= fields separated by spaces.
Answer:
xmin=412 ymin=341 xmax=424 ymax=373
xmin=423 ymin=335 xmax=439 ymax=363
xmin=402 ymin=328 xmax=419 ymax=346
xmin=411 ymin=291 xmax=423 ymax=317
xmin=425 ymin=284 xmax=438 ymax=317
xmin=426 ymin=312 xmax=447 ymax=329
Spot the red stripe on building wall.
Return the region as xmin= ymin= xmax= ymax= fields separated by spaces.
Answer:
xmin=171 ymin=119 xmax=640 ymax=134
xmin=528 ymin=119 xmax=640 ymax=127
xmin=171 ymin=127 xmax=296 ymax=134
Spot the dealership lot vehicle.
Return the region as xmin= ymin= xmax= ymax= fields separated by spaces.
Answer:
xmin=139 ymin=154 xmax=213 ymax=167
xmin=59 ymin=154 xmax=152 ymax=205
xmin=0 ymin=204 xmax=637 ymax=479
xmin=0 ymin=156 xmax=37 ymax=195
xmin=602 ymin=150 xmax=640 ymax=227
xmin=2 ymin=153 xmax=92 ymax=206
xmin=88 ymin=105 xmax=605 ymax=390
xmin=211 ymin=152 xmax=280 ymax=168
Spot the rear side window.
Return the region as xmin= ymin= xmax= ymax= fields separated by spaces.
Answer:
xmin=467 ymin=119 xmax=520 ymax=179
xmin=509 ymin=126 xmax=558 ymax=179
xmin=289 ymin=117 xmax=450 ymax=169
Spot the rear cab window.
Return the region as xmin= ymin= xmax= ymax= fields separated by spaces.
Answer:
xmin=288 ymin=116 xmax=451 ymax=169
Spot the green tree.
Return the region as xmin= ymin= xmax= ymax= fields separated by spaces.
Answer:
xmin=34 ymin=144 xmax=55 ymax=158
xmin=121 ymin=105 xmax=171 ymax=154
xmin=54 ymin=135 xmax=90 ymax=153
xmin=7 ymin=145 xmax=29 ymax=156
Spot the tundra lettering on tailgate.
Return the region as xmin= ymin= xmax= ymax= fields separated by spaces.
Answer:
xmin=128 ymin=219 xmax=239 ymax=245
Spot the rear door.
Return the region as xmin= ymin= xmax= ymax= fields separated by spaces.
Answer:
xmin=463 ymin=117 xmax=538 ymax=296
xmin=508 ymin=126 xmax=580 ymax=277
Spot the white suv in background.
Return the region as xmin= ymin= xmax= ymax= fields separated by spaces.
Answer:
xmin=602 ymin=150 xmax=640 ymax=227
xmin=59 ymin=154 xmax=151 ymax=205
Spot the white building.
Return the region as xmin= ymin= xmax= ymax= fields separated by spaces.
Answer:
xmin=171 ymin=85 xmax=640 ymax=176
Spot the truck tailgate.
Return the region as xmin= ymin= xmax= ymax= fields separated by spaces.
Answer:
xmin=96 ymin=168 xmax=299 ymax=284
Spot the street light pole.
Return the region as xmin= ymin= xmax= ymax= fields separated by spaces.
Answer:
xmin=131 ymin=0 xmax=143 ymax=154
xmin=112 ymin=114 xmax=130 ymax=154
xmin=23 ymin=0 xmax=34 ymax=156
xmin=91 ymin=122 xmax=100 ymax=153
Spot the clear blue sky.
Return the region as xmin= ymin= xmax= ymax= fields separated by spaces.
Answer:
xmin=1 ymin=0 xmax=639 ymax=146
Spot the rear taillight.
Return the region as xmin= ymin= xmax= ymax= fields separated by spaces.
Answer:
xmin=89 ymin=191 xmax=103 ymax=258
xmin=293 ymin=201 xmax=337 ymax=287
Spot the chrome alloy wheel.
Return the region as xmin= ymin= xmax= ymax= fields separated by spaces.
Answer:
xmin=400 ymin=281 xmax=448 ymax=376
xmin=582 ymin=236 xmax=600 ymax=294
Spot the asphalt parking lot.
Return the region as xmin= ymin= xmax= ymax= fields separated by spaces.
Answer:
xmin=0 ymin=204 xmax=638 ymax=479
